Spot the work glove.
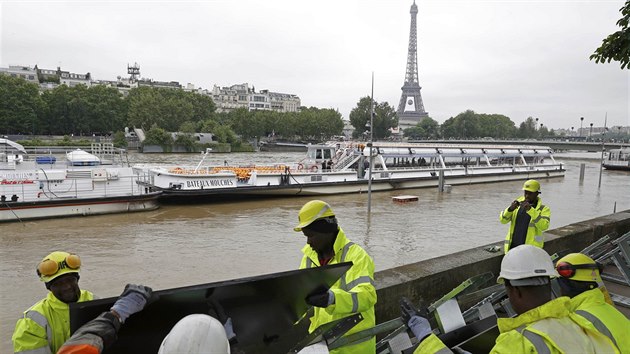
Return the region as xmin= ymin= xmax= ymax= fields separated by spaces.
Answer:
xmin=400 ymin=297 xmax=418 ymax=324
xmin=408 ymin=315 xmax=432 ymax=341
xmin=305 ymin=288 xmax=335 ymax=308
xmin=223 ymin=317 xmax=236 ymax=341
xmin=400 ymin=297 xmax=432 ymax=341
xmin=110 ymin=284 xmax=152 ymax=323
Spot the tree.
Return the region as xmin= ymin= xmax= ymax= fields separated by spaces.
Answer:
xmin=439 ymin=110 xmax=481 ymax=138
xmin=112 ymin=131 xmax=128 ymax=148
xmin=590 ymin=0 xmax=630 ymax=69
xmin=404 ymin=117 xmax=439 ymax=139
xmin=0 ymin=75 xmax=45 ymax=134
xmin=518 ymin=117 xmax=538 ymax=139
xmin=349 ymin=96 xmax=397 ymax=140
xmin=143 ymin=124 xmax=173 ymax=146
xmin=478 ymin=114 xmax=517 ymax=138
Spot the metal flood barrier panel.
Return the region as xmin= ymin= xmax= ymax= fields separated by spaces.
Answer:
xmin=70 ymin=262 xmax=352 ymax=354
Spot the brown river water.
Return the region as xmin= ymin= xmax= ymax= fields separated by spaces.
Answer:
xmin=1 ymin=151 xmax=629 ymax=352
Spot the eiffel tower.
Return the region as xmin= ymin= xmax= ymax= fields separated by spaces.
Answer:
xmin=397 ymin=0 xmax=428 ymax=130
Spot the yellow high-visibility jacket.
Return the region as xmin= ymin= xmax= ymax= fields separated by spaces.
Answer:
xmin=300 ymin=228 xmax=377 ymax=354
xmin=499 ymin=195 xmax=550 ymax=253
xmin=569 ymin=288 xmax=630 ymax=353
xmin=414 ymin=297 xmax=617 ymax=354
xmin=13 ymin=290 xmax=94 ymax=354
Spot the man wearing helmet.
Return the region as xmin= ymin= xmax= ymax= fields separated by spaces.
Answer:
xmin=500 ymin=179 xmax=551 ymax=253
xmin=555 ymin=253 xmax=630 ymax=352
xmin=12 ymin=251 xmax=94 ymax=354
xmin=294 ymin=200 xmax=377 ymax=354
xmin=405 ymin=245 xmax=617 ymax=353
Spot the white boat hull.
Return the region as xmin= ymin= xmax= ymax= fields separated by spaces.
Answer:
xmin=0 ymin=194 xmax=160 ymax=222
xmin=145 ymin=165 xmax=565 ymax=199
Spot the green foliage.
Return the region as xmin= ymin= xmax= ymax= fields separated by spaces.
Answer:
xmin=16 ymin=139 xmax=43 ymax=146
xmin=590 ymin=1 xmax=630 ymax=69
xmin=126 ymin=87 xmax=215 ymax=131
xmin=404 ymin=117 xmax=440 ymax=139
xmin=0 ymin=75 xmax=45 ymax=134
xmin=179 ymin=121 xmax=198 ymax=134
xmin=40 ymin=84 xmax=126 ymax=135
xmin=113 ymin=131 xmax=128 ymax=148
xmin=230 ymin=143 xmax=255 ymax=152
xmin=213 ymin=125 xmax=238 ymax=144
xmin=143 ymin=124 xmax=173 ymax=146
xmin=438 ymin=110 xmax=518 ymax=139
xmin=518 ymin=117 xmax=538 ymax=139
xmin=174 ymin=134 xmax=197 ymax=152
xmin=349 ymin=97 xmax=398 ymax=139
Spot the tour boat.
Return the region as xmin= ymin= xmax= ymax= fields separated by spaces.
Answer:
xmin=137 ymin=142 xmax=565 ymax=201
xmin=0 ymin=139 xmax=160 ymax=223
xmin=603 ymin=148 xmax=630 ymax=171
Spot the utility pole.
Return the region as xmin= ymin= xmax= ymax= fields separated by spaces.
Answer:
xmin=367 ymin=72 xmax=374 ymax=214
xmin=598 ymin=114 xmax=607 ymax=189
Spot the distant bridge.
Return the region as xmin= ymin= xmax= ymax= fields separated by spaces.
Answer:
xmin=408 ymin=140 xmax=630 ymax=152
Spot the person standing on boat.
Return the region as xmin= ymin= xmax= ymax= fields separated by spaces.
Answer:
xmin=499 ymin=179 xmax=551 ymax=253
xmin=404 ymin=245 xmax=617 ymax=353
xmin=13 ymin=251 xmax=95 ymax=354
xmin=294 ymin=200 xmax=377 ymax=354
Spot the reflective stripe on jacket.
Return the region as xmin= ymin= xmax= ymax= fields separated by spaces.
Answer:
xmin=13 ymin=290 xmax=94 ymax=354
xmin=300 ymin=228 xmax=377 ymax=354
xmin=569 ymin=288 xmax=630 ymax=352
xmin=415 ymin=297 xmax=617 ymax=353
xmin=500 ymin=195 xmax=550 ymax=253
xmin=493 ymin=297 xmax=617 ymax=353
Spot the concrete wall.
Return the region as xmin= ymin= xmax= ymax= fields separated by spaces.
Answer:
xmin=373 ymin=209 xmax=630 ymax=322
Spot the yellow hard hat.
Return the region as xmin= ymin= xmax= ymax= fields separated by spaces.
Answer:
xmin=555 ymin=253 xmax=602 ymax=283
xmin=36 ymin=251 xmax=81 ymax=283
xmin=522 ymin=179 xmax=541 ymax=193
xmin=294 ymin=200 xmax=336 ymax=232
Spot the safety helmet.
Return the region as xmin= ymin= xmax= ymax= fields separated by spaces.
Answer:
xmin=522 ymin=179 xmax=541 ymax=193
xmin=36 ymin=251 xmax=81 ymax=283
xmin=158 ymin=314 xmax=230 ymax=354
xmin=497 ymin=245 xmax=558 ymax=285
xmin=294 ymin=200 xmax=336 ymax=232
xmin=555 ymin=253 xmax=602 ymax=283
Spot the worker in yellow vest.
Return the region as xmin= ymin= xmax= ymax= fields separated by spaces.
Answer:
xmin=294 ymin=200 xmax=377 ymax=354
xmin=555 ymin=253 xmax=630 ymax=352
xmin=405 ymin=245 xmax=618 ymax=353
xmin=13 ymin=251 xmax=95 ymax=354
xmin=500 ymin=179 xmax=551 ymax=253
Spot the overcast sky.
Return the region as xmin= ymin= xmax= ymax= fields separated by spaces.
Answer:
xmin=1 ymin=0 xmax=629 ymax=130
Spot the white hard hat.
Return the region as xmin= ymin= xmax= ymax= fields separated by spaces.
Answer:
xmin=497 ymin=245 xmax=558 ymax=286
xmin=158 ymin=314 xmax=230 ymax=354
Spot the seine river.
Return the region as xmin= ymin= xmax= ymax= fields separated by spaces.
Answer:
xmin=1 ymin=151 xmax=629 ymax=352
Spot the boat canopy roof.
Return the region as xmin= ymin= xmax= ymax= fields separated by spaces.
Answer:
xmin=66 ymin=149 xmax=100 ymax=162
xmin=369 ymin=144 xmax=554 ymax=159
xmin=0 ymin=138 xmax=27 ymax=154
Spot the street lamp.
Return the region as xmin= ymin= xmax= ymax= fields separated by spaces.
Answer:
xmin=571 ymin=127 xmax=574 ymax=136
xmin=580 ymin=117 xmax=584 ymax=137
xmin=589 ymin=123 xmax=594 ymax=138
xmin=535 ymin=117 xmax=539 ymax=130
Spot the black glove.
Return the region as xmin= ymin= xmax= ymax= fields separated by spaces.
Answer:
xmin=306 ymin=287 xmax=334 ymax=308
xmin=400 ymin=297 xmax=418 ymax=324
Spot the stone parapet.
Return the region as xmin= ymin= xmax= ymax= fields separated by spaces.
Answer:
xmin=374 ymin=209 xmax=630 ymax=322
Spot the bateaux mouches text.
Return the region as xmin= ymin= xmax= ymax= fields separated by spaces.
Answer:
xmin=186 ymin=179 xmax=234 ymax=189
